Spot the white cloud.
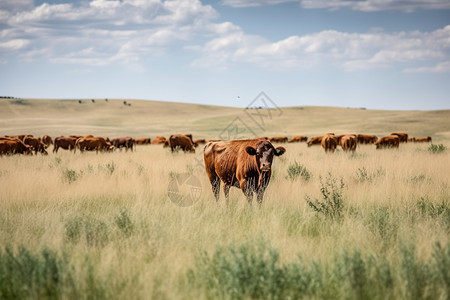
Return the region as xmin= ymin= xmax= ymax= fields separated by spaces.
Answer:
xmin=302 ymin=0 xmax=450 ymax=12
xmin=221 ymin=0 xmax=297 ymax=8
xmin=0 ymin=0 xmax=224 ymax=65
xmin=1 ymin=0 xmax=448 ymax=74
xmin=404 ymin=61 xmax=450 ymax=73
xmin=191 ymin=25 xmax=450 ymax=72
xmin=222 ymin=0 xmax=450 ymax=11
xmin=0 ymin=39 xmax=30 ymax=50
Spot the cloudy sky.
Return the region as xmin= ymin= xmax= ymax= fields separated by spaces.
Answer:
xmin=1 ymin=0 xmax=449 ymax=110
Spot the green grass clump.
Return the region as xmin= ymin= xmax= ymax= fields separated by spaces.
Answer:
xmin=187 ymin=240 xmax=450 ymax=300
xmin=428 ymin=144 xmax=447 ymax=153
xmin=305 ymin=173 xmax=345 ymax=221
xmin=286 ymin=161 xmax=311 ymax=181
xmin=0 ymin=247 xmax=73 ymax=300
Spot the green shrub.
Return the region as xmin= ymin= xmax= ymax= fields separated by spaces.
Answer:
xmin=286 ymin=162 xmax=311 ymax=181
xmin=428 ymin=144 xmax=447 ymax=153
xmin=62 ymin=168 xmax=82 ymax=184
xmin=305 ymin=173 xmax=345 ymax=221
xmin=188 ymin=240 xmax=308 ymax=300
xmin=115 ymin=209 xmax=134 ymax=236
xmin=188 ymin=240 xmax=450 ymax=300
xmin=365 ymin=207 xmax=398 ymax=250
xmin=65 ymin=217 xmax=109 ymax=247
xmin=355 ymin=167 xmax=385 ymax=183
xmin=0 ymin=247 xmax=73 ymax=300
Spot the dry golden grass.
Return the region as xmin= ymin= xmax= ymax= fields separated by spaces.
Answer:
xmin=1 ymin=98 xmax=449 ymax=141
xmin=0 ymin=98 xmax=449 ymax=299
xmin=0 ymin=141 xmax=449 ymax=299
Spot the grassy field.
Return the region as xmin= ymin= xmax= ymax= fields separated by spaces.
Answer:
xmin=1 ymin=98 xmax=449 ymax=140
xmin=0 ymin=98 xmax=449 ymax=299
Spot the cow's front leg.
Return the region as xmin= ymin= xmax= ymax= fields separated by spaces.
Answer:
xmin=240 ymin=178 xmax=255 ymax=204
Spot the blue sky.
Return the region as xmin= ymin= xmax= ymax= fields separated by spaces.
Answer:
xmin=0 ymin=0 xmax=449 ymax=110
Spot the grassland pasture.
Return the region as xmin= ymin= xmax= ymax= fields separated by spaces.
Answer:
xmin=0 ymin=99 xmax=449 ymax=299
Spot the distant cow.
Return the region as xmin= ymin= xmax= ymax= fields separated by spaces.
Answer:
xmin=76 ymin=137 xmax=112 ymax=153
xmin=391 ymin=132 xmax=408 ymax=143
xmin=40 ymin=135 xmax=53 ymax=148
xmin=321 ymin=133 xmax=338 ymax=153
xmin=135 ymin=138 xmax=151 ymax=145
xmin=204 ymin=138 xmax=286 ymax=203
xmin=7 ymin=134 xmax=33 ymax=141
xmin=288 ymin=136 xmax=308 ymax=143
xmin=23 ymin=136 xmax=48 ymax=155
xmin=184 ymin=134 xmax=194 ymax=143
xmin=408 ymin=137 xmax=416 ymax=142
xmin=269 ymin=136 xmax=288 ymax=143
xmin=357 ymin=134 xmax=378 ymax=144
xmin=375 ymin=135 xmax=400 ymax=149
xmin=340 ymin=135 xmax=358 ymax=152
xmin=307 ymin=136 xmax=323 ymax=147
xmin=415 ymin=136 xmax=432 ymax=143
xmin=193 ymin=138 xmax=206 ymax=145
xmin=53 ymin=136 xmax=78 ymax=153
xmin=169 ymin=134 xmax=195 ymax=153
xmin=0 ymin=139 xmax=32 ymax=156
xmin=151 ymin=136 xmax=167 ymax=144
xmin=111 ymin=137 xmax=134 ymax=151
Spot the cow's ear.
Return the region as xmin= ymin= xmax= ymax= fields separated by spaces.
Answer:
xmin=246 ymin=146 xmax=257 ymax=156
xmin=275 ymin=147 xmax=286 ymax=156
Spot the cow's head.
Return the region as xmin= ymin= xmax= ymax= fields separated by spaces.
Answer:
xmin=246 ymin=141 xmax=286 ymax=172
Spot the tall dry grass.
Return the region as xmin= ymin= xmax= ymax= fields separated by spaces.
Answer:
xmin=0 ymin=142 xmax=449 ymax=299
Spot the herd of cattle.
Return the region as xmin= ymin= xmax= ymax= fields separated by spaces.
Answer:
xmin=0 ymin=132 xmax=432 ymax=157
xmin=0 ymin=132 xmax=435 ymax=203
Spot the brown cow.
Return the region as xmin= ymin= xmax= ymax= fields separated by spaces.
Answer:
xmin=151 ymin=136 xmax=167 ymax=144
xmin=415 ymin=136 xmax=432 ymax=143
xmin=41 ymin=135 xmax=53 ymax=148
xmin=193 ymin=138 xmax=206 ymax=145
xmin=375 ymin=135 xmax=400 ymax=149
xmin=288 ymin=136 xmax=308 ymax=143
xmin=204 ymin=138 xmax=286 ymax=203
xmin=53 ymin=136 xmax=78 ymax=153
xmin=321 ymin=133 xmax=338 ymax=153
xmin=135 ymin=137 xmax=151 ymax=145
xmin=408 ymin=137 xmax=416 ymax=142
xmin=169 ymin=134 xmax=195 ymax=153
xmin=0 ymin=139 xmax=32 ymax=156
xmin=111 ymin=137 xmax=134 ymax=151
xmin=357 ymin=134 xmax=378 ymax=144
xmin=76 ymin=137 xmax=111 ymax=153
xmin=307 ymin=136 xmax=323 ymax=147
xmin=340 ymin=135 xmax=358 ymax=152
xmin=269 ymin=136 xmax=288 ymax=143
xmin=23 ymin=136 xmax=48 ymax=155
xmin=391 ymin=132 xmax=408 ymax=143
xmin=185 ymin=134 xmax=194 ymax=143
xmin=6 ymin=134 xmax=33 ymax=141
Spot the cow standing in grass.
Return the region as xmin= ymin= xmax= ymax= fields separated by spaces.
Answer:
xmin=204 ymin=138 xmax=286 ymax=204
xmin=23 ymin=136 xmax=48 ymax=155
xmin=375 ymin=135 xmax=400 ymax=149
xmin=321 ymin=133 xmax=338 ymax=153
xmin=169 ymin=134 xmax=195 ymax=153
xmin=391 ymin=132 xmax=408 ymax=143
xmin=53 ymin=136 xmax=78 ymax=153
xmin=307 ymin=136 xmax=322 ymax=147
xmin=340 ymin=135 xmax=358 ymax=152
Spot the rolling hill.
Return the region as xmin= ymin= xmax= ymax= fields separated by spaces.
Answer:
xmin=1 ymin=98 xmax=449 ymax=141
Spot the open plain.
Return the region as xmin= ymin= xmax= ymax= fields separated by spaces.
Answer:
xmin=0 ymin=98 xmax=449 ymax=299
